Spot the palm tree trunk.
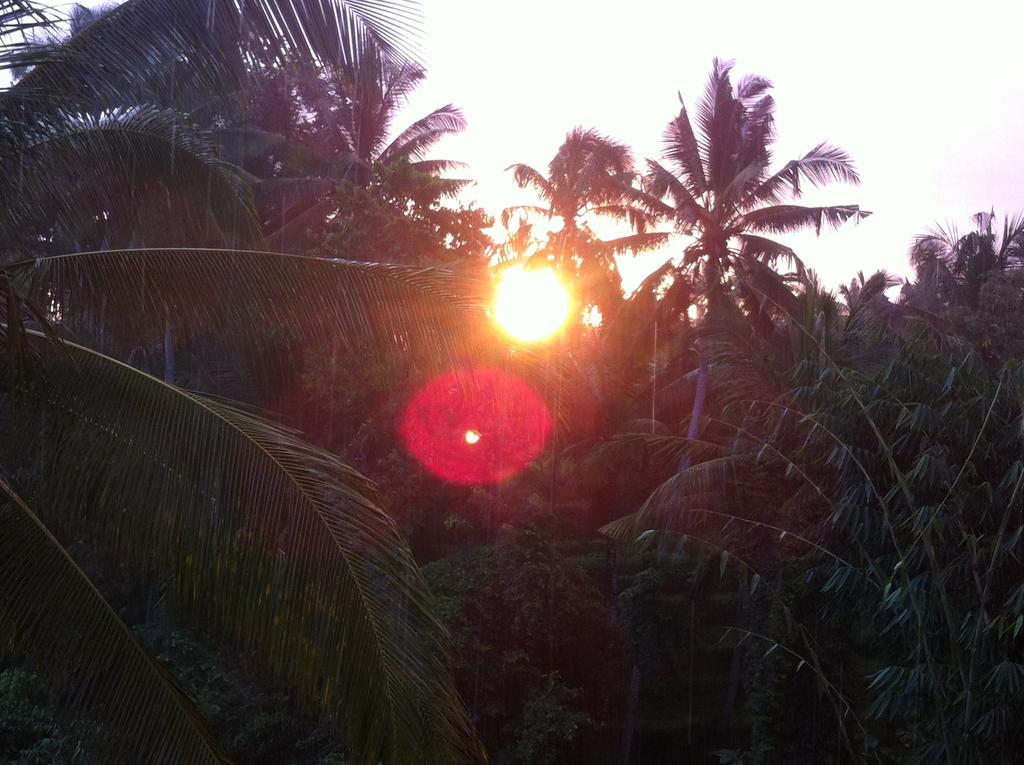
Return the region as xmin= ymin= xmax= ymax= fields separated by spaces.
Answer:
xmin=163 ymin=305 xmax=175 ymax=385
xmin=618 ymin=664 xmax=641 ymax=765
xmin=619 ymin=346 xmax=711 ymax=765
xmin=609 ymin=534 xmax=640 ymax=765
xmin=682 ymin=304 xmax=709 ymax=466
xmin=686 ymin=356 xmax=709 ymax=446
xmin=720 ymin=600 xmax=745 ymax=728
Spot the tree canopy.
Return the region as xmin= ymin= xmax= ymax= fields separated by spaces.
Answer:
xmin=2 ymin=3 xmax=1023 ymax=764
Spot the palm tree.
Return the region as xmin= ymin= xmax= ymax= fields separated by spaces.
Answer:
xmin=314 ymin=55 xmax=465 ymax=182
xmin=645 ymin=59 xmax=868 ymax=316
xmin=503 ymin=127 xmax=667 ymax=320
xmin=603 ymin=60 xmax=868 ymax=763
xmin=0 ymin=105 xmax=259 ymax=256
xmin=233 ymin=51 xmax=469 ymax=253
xmin=0 ymin=2 xmax=487 ymax=762
xmin=1 ymin=0 xmax=424 ymax=115
xmin=906 ymin=210 xmax=1024 ymax=311
xmin=1 ymin=254 xmax=486 ymax=764
xmin=642 ymin=58 xmax=869 ymax=443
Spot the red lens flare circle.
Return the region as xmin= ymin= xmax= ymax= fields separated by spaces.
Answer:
xmin=400 ymin=368 xmax=552 ymax=485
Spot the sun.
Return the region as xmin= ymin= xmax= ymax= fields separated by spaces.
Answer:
xmin=494 ymin=266 xmax=571 ymax=343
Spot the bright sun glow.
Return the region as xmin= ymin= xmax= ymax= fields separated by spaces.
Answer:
xmin=581 ymin=305 xmax=603 ymax=328
xmin=494 ymin=266 xmax=571 ymax=343
xmin=464 ymin=429 xmax=481 ymax=445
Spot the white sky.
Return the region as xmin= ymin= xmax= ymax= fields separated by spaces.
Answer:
xmin=401 ymin=0 xmax=1024 ymax=291
xmin=22 ymin=0 xmax=1024 ymax=291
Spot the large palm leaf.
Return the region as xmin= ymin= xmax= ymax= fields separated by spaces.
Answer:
xmin=0 ymin=106 xmax=259 ymax=252
xmin=0 ymin=476 xmax=231 ymax=764
xmin=0 ymin=250 xmax=495 ymax=761
xmin=0 ymin=322 xmax=486 ymax=763
xmin=0 ymin=0 xmax=55 ymax=73
xmin=2 ymin=0 xmax=423 ymax=113
xmin=6 ymin=247 xmax=485 ymax=359
xmin=379 ymin=103 xmax=466 ymax=163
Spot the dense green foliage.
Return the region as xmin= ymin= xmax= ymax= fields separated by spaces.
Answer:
xmin=2 ymin=1 xmax=1023 ymax=763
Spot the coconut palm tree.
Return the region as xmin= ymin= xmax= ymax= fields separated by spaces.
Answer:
xmin=1 ymin=252 xmax=487 ymax=764
xmin=234 ymin=51 xmax=469 ymax=253
xmin=303 ymin=54 xmax=465 ymax=182
xmin=0 ymin=2 xmax=487 ymax=762
xmin=645 ymin=59 xmax=868 ymax=315
xmin=602 ymin=61 xmax=868 ymax=762
xmin=1 ymin=0 xmax=424 ymax=115
xmin=906 ymin=210 xmax=1024 ymax=311
xmin=503 ymin=127 xmax=667 ymax=320
xmin=642 ymin=58 xmax=869 ymax=444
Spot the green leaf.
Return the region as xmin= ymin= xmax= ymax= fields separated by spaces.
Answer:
xmin=0 ymin=476 xmax=230 ymax=764
xmin=1 ymin=330 xmax=485 ymax=764
xmin=4 ymin=0 xmax=424 ymax=113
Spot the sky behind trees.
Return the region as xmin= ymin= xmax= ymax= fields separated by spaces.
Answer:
xmin=31 ymin=0 xmax=1024 ymax=289
xmin=403 ymin=0 xmax=1024 ymax=289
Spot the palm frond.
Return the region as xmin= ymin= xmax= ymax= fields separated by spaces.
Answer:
xmin=379 ymin=103 xmax=465 ymax=163
xmin=740 ymin=204 xmax=870 ymax=236
xmin=552 ymin=126 xmax=634 ymax=177
xmin=3 ymin=0 xmax=423 ymax=112
xmin=743 ymin=142 xmax=862 ymax=208
xmin=735 ymin=233 xmax=801 ymax=269
xmin=8 ymin=248 xmax=483 ymax=359
xmin=1 ymin=329 xmax=485 ymax=763
xmin=431 ymin=176 xmax=473 ymax=198
xmin=507 ymin=162 xmax=555 ymax=203
xmin=500 ymin=204 xmax=551 ymax=229
xmin=599 ymin=454 xmax=757 ymax=544
xmin=410 ymin=158 xmax=467 ymax=175
xmin=0 ymin=475 xmax=230 ymax=764
xmin=693 ymin=57 xmax=733 ymax=146
xmin=732 ymin=256 xmax=802 ymax=320
xmin=998 ymin=212 xmax=1024 ymax=264
xmin=0 ymin=0 xmax=57 ymax=74
xmin=841 ymin=270 xmax=900 ymax=311
xmin=590 ymin=232 xmax=671 ymax=258
xmin=643 ymin=158 xmax=700 ymax=227
xmin=579 ymin=205 xmax=641 ymax=235
xmin=0 ymin=106 xmax=259 ymax=251
xmin=717 ymin=159 xmax=770 ymax=211
xmin=735 ymin=72 xmax=772 ymax=100
xmin=662 ymin=103 xmax=706 ymax=196
xmin=694 ymin=57 xmax=742 ymax=190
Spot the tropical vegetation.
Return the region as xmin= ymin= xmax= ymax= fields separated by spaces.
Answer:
xmin=1 ymin=1 xmax=1022 ymax=763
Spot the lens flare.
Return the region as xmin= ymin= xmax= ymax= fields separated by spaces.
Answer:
xmin=400 ymin=368 xmax=551 ymax=485
xmin=494 ymin=266 xmax=571 ymax=343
